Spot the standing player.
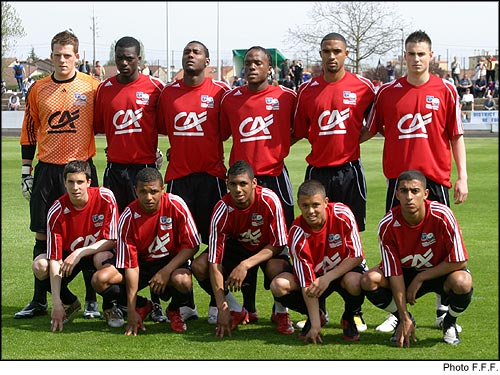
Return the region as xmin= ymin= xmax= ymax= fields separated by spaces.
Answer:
xmin=217 ymin=46 xmax=297 ymax=328
xmin=360 ymin=170 xmax=473 ymax=346
xmin=157 ymin=40 xmax=231 ymax=324
xmin=44 ymin=160 xmax=118 ymax=331
xmin=271 ymin=180 xmax=367 ymax=343
xmin=17 ymin=30 xmax=101 ymax=321
xmin=209 ymin=161 xmax=293 ymax=338
xmin=292 ymin=32 xmax=375 ymax=331
xmin=361 ymin=30 xmax=468 ymax=333
xmin=93 ymin=36 xmax=167 ymax=323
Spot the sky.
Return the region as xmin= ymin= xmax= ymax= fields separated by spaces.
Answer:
xmin=8 ymin=1 xmax=499 ymax=71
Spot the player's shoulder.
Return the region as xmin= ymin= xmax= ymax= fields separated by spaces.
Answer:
xmin=210 ymin=78 xmax=231 ymax=91
xmin=76 ymin=71 xmax=100 ymax=87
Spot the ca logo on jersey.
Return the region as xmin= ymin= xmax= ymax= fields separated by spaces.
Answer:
xmin=70 ymin=231 xmax=100 ymax=252
xmin=239 ymin=229 xmax=262 ymax=246
xmin=318 ymin=109 xmax=350 ymax=135
xmin=401 ymin=248 xmax=434 ymax=269
xmin=48 ymin=110 xmax=80 ymax=134
xmin=173 ymin=111 xmax=206 ymax=136
xmin=239 ymin=115 xmax=273 ymax=142
xmin=113 ymin=108 xmax=144 ymax=134
xmin=148 ymin=233 xmax=171 ymax=258
xmin=314 ymin=252 xmax=341 ymax=273
xmin=397 ymin=113 xmax=431 ymax=139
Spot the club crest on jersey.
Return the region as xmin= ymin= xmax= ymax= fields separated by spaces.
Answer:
xmin=201 ymin=95 xmax=214 ymax=108
xmin=342 ymin=91 xmax=357 ymax=105
xmin=92 ymin=214 xmax=105 ymax=227
xmin=74 ymin=93 xmax=87 ymax=106
xmin=421 ymin=232 xmax=436 ymax=247
xmin=160 ymin=216 xmax=173 ymax=230
xmin=425 ymin=95 xmax=440 ymax=110
xmin=251 ymin=213 xmax=264 ymax=226
xmin=265 ymin=97 xmax=280 ymax=110
xmin=136 ymin=92 xmax=150 ymax=105
xmin=328 ymin=233 xmax=342 ymax=248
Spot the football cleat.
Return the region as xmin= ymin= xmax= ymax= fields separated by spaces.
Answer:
xmin=83 ymin=301 xmax=101 ymax=319
xmin=341 ymin=318 xmax=360 ymax=341
xmin=376 ymin=314 xmax=399 ymax=332
xmin=390 ymin=313 xmax=416 ymax=342
xmin=230 ymin=308 xmax=249 ymax=330
xmin=135 ymin=300 xmax=153 ymax=323
xmin=167 ymin=309 xmax=187 ymax=332
xmin=296 ymin=311 xmax=329 ymax=329
xmin=104 ymin=305 xmax=125 ymax=328
xmin=443 ymin=322 xmax=461 ymax=345
xmin=14 ymin=301 xmax=48 ymax=319
xmin=271 ymin=312 xmax=294 ymax=335
xmin=353 ymin=313 xmax=367 ymax=332
xmin=298 ymin=310 xmax=328 ymax=339
xmin=436 ymin=313 xmax=462 ymax=333
xmin=63 ymin=298 xmax=82 ymax=323
xmin=247 ymin=311 xmax=259 ymax=323
xmin=207 ymin=306 xmax=218 ymax=324
xmin=180 ymin=305 xmax=199 ymax=321
xmin=150 ymin=302 xmax=168 ymax=323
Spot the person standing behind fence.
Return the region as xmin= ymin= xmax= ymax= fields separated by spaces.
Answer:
xmin=13 ymin=58 xmax=26 ymax=93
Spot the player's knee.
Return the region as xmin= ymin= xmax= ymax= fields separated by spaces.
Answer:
xmin=270 ymin=274 xmax=290 ymax=297
xmin=91 ymin=268 xmax=110 ymax=292
xmin=448 ymin=271 xmax=473 ymax=295
xmin=191 ymin=254 xmax=208 ymax=280
xmin=171 ymin=270 xmax=193 ymax=292
xmin=32 ymin=258 xmax=49 ymax=280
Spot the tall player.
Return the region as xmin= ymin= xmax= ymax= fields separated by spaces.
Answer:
xmin=217 ymin=46 xmax=296 ymax=333
xmin=292 ymin=32 xmax=376 ymax=331
xmin=93 ymin=36 xmax=166 ymax=323
xmin=360 ymin=30 xmax=468 ymax=334
xmin=360 ymin=170 xmax=473 ymax=346
xmin=157 ymin=40 xmax=231 ymax=324
xmin=45 ymin=160 xmax=118 ymax=332
xmin=17 ymin=30 xmax=101 ymax=321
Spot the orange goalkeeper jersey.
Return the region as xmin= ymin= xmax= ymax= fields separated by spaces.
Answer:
xmin=20 ymin=72 xmax=99 ymax=165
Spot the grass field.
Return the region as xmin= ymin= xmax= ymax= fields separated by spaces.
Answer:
xmin=1 ymin=135 xmax=498 ymax=365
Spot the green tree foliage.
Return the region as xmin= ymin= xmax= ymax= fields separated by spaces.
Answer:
xmin=1 ymin=1 xmax=26 ymax=60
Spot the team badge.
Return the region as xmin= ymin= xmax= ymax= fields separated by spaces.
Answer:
xmin=136 ymin=92 xmax=150 ymax=105
xmin=328 ymin=233 xmax=342 ymax=248
xmin=251 ymin=213 xmax=264 ymax=226
xmin=265 ymin=97 xmax=280 ymax=110
xmin=160 ymin=216 xmax=173 ymax=230
xmin=342 ymin=91 xmax=357 ymax=105
xmin=425 ymin=95 xmax=440 ymax=110
xmin=421 ymin=232 xmax=436 ymax=247
xmin=74 ymin=93 xmax=87 ymax=106
xmin=201 ymin=95 xmax=214 ymax=108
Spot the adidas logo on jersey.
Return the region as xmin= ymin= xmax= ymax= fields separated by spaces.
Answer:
xmin=311 ymin=81 xmax=320 ymax=86
xmin=394 ymin=83 xmax=403 ymax=88
xmin=105 ymin=81 xmax=113 ymax=87
xmin=393 ymin=220 xmax=401 ymax=227
xmin=134 ymin=212 xmax=141 ymax=219
xmin=234 ymin=90 xmax=242 ymax=96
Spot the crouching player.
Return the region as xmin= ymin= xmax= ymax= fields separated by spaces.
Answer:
xmin=270 ymin=180 xmax=367 ymax=343
xmin=44 ymin=160 xmax=118 ymax=332
xmin=360 ymin=170 xmax=473 ymax=347
xmin=93 ymin=167 xmax=201 ymax=335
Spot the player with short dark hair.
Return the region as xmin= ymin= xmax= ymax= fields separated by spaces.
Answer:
xmin=216 ymin=46 xmax=297 ymax=331
xmin=207 ymin=160 xmax=292 ymax=338
xmin=17 ymin=30 xmax=101 ymax=321
xmin=360 ymin=170 xmax=473 ymax=347
xmin=361 ymin=29 xmax=468 ymax=333
xmin=94 ymin=35 xmax=167 ymax=323
xmin=92 ymin=168 xmax=201 ymax=334
xmin=41 ymin=160 xmax=118 ymax=331
xmin=157 ymin=40 xmax=231 ymax=324
xmin=271 ymin=180 xmax=367 ymax=343
xmin=292 ymin=31 xmax=375 ymax=331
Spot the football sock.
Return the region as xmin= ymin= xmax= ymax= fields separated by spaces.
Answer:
xmin=60 ymin=282 xmax=78 ymax=305
xmin=150 ymin=292 xmax=161 ymax=304
xmin=274 ymin=301 xmax=287 ymax=314
xmin=225 ymin=291 xmax=242 ymax=312
xmin=365 ymin=287 xmax=394 ymax=310
xmin=198 ymin=278 xmax=216 ymax=305
xmin=274 ymin=291 xmax=308 ymax=315
xmin=82 ymin=267 xmax=97 ymax=302
xmin=168 ymin=288 xmax=192 ymax=311
xmin=446 ymin=288 xmax=473 ymax=319
xmin=100 ymin=284 xmax=122 ymax=310
xmin=186 ymin=288 xmax=196 ymax=309
xmin=33 ymin=277 xmax=50 ymax=305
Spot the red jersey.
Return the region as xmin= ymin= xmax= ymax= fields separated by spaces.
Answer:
xmin=47 ymin=187 xmax=119 ymax=261
xmin=378 ymin=200 xmax=468 ymax=277
xmin=289 ymin=202 xmax=364 ymax=288
xmin=293 ymin=73 xmax=375 ymax=167
xmin=116 ymin=193 xmax=201 ymax=268
xmin=208 ymin=185 xmax=288 ymax=264
xmin=367 ymin=75 xmax=463 ymax=187
xmin=20 ymin=72 xmax=99 ymax=164
xmin=157 ymin=78 xmax=230 ymax=181
xmin=94 ymin=74 xmax=165 ymax=164
xmin=220 ymin=85 xmax=296 ymax=176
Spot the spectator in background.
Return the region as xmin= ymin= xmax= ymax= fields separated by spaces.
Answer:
xmin=13 ymin=58 xmax=26 ymax=93
xmin=79 ymin=60 xmax=90 ymax=74
xmin=93 ymin=61 xmax=105 ymax=81
xmin=232 ymin=75 xmax=244 ymax=88
xmin=473 ymin=75 xmax=487 ymax=98
xmin=486 ymin=78 xmax=496 ymax=98
xmin=486 ymin=55 xmax=497 ymax=83
xmin=457 ymin=74 xmax=472 ymax=97
xmin=451 ymin=56 xmax=461 ymax=86
xmin=282 ymin=74 xmax=295 ymax=90
xmin=8 ymin=93 xmax=21 ymax=111
xmin=460 ymin=88 xmax=474 ymax=122
xmin=142 ymin=63 xmax=151 ymax=76
xmin=445 ymin=74 xmax=455 ymax=85
xmin=386 ymin=60 xmax=396 ymax=82
xmin=279 ymin=58 xmax=290 ymax=81
xmin=483 ymin=94 xmax=496 ymax=110
xmin=291 ymin=59 xmax=304 ymax=91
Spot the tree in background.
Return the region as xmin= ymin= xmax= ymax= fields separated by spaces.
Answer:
xmin=286 ymin=2 xmax=404 ymax=74
xmin=1 ymin=1 xmax=26 ymax=61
